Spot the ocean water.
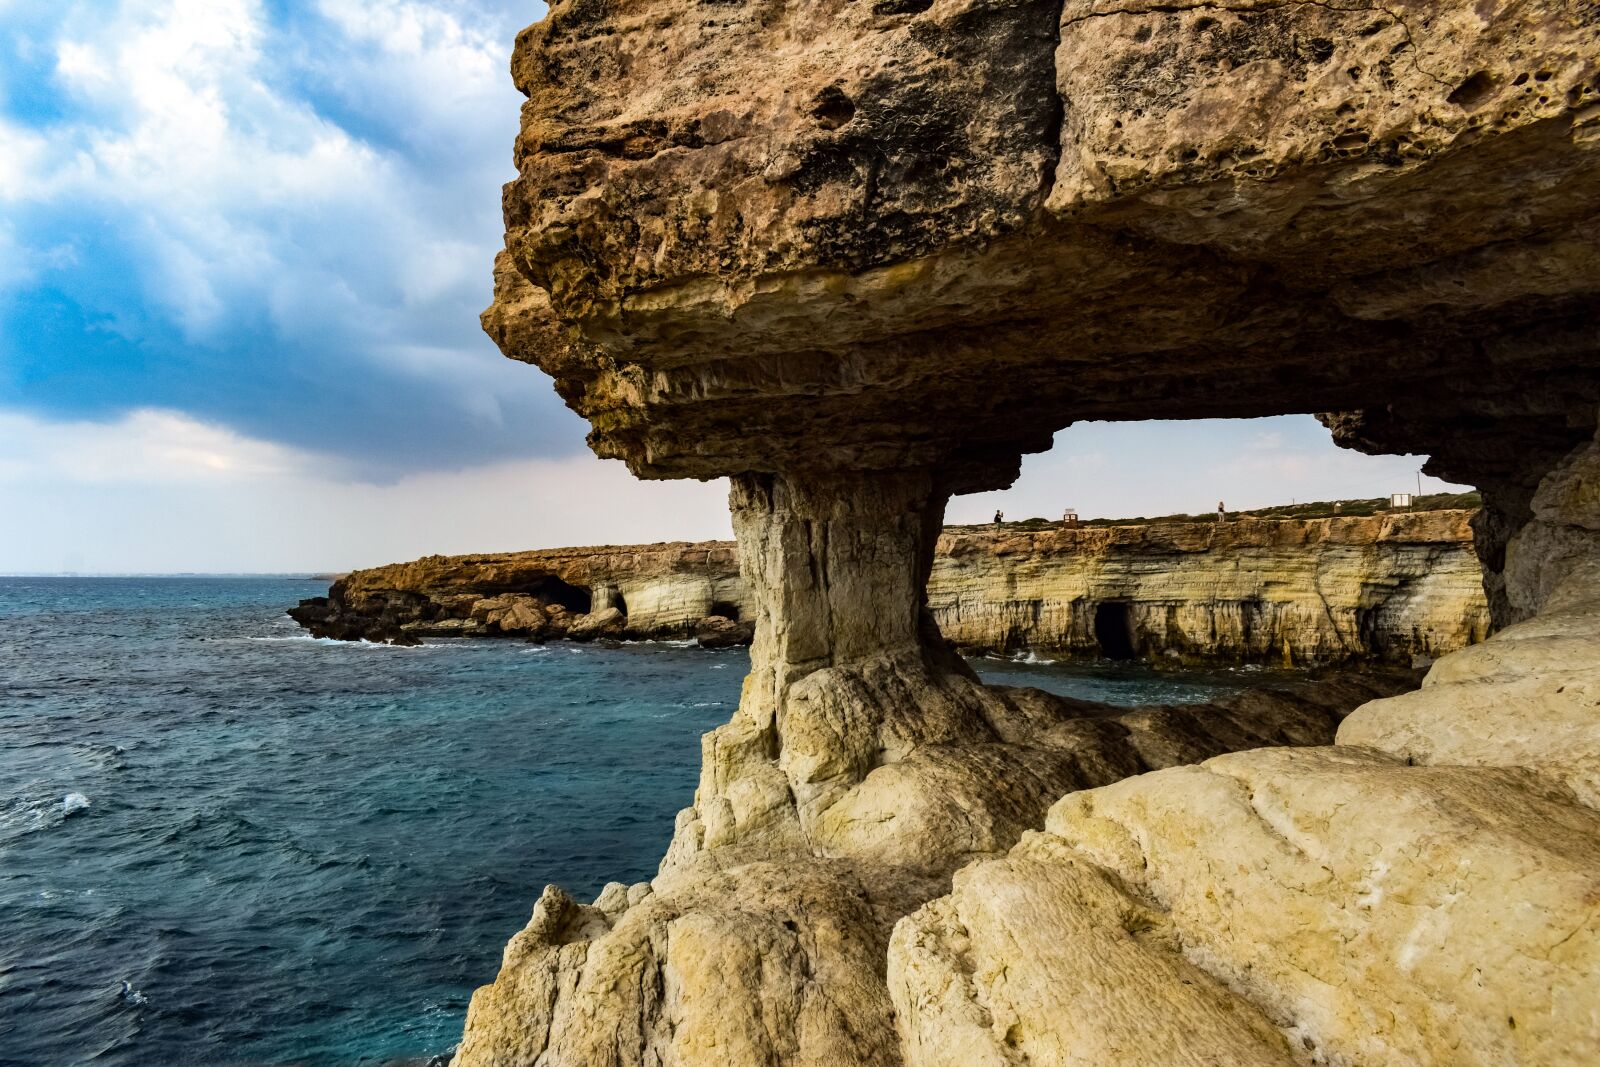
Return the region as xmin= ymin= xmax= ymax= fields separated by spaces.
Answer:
xmin=0 ymin=578 xmax=1255 ymax=1067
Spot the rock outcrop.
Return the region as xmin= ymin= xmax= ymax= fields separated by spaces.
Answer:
xmin=455 ymin=664 xmax=1417 ymax=1067
xmin=292 ymin=511 xmax=1486 ymax=664
xmin=452 ymin=0 xmax=1600 ymax=1060
xmin=483 ymin=0 xmax=1600 ymax=517
xmin=287 ymin=542 xmax=750 ymax=646
xmin=888 ymin=437 xmax=1600 ymax=1067
xmin=931 ymin=510 xmax=1486 ymax=664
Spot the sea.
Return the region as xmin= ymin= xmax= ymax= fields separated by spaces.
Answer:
xmin=0 ymin=577 xmax=1263 ymax=1067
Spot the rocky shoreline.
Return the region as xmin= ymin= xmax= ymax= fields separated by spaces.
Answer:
xmin=290 ymin=509 xmax=1487 ymax=665
xmin=288 ymin=541 xmax=753 ymax=648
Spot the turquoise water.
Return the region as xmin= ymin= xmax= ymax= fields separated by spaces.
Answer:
xmin=0 ymin=578 xmax=1252 ymax=1066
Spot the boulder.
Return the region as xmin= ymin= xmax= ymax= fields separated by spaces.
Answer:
xmin=566 ymin=606 xmax=625 ymax=641
xmin=694 ymin=614 xmax=754 ymax=649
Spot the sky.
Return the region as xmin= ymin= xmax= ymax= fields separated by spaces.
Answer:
xmin=0 ymin=0 xmax=1464 ymax=574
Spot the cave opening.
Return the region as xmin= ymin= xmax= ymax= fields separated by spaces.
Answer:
xmin=709 ymin=600 xmax=742 ymax=621
xmin=613 ymin=589 xmax=628 ymax=617
xmin=1093 ymin=602 xmax=1137 ymax=660
xmin=529 ymin=576 xmax=592 ymax=615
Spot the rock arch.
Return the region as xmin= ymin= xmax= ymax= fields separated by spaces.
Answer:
xmin=454 ymin=0 xmax=1600 ymax=1061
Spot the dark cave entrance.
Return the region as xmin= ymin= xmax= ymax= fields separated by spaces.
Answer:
xmin=1093 ymin=602 xmax=1137 ymax=660
xmin=613 ymin=588 xmax=629 ymax=617
xmin=529 ymin=576 xmax=592 ymax=615
xmin=709 ymin=600 xmax=742 ymax=621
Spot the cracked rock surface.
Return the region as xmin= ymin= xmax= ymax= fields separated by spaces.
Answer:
xmin=887 ymin=435 xmax=1600 ymax=1066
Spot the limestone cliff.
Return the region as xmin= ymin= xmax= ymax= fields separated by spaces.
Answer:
xmin=288 ymin=542 xmax=749 ymax=646
xmin=448 ymin=0 xmax=1600 ymax=1060
xmin=291 ymin=511 xmax=1486 ymax=665
xmin=931 ymin=510 xmax=1486 ymax=664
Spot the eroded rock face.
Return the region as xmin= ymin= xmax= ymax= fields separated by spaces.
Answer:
xmin=485 ymin=0 xmax=1600 ymax=499
xmin=930 ymin=510 xmax=1486 ymax=663
xmin=457 ymin=0 xmax=1600 ymax=1060
xmin=291 ymin=510 xmax=1487 ymax=664
xmin=887 ymin=433 xmax=1600 ymax=1067
xmin=450 ymin=464 xmax=1416 ymax=1067
xmin=455 ymin=660 xmax=1410 ymax=1067
xmin=892 ymin=747 xmax=1600 ymax=1066
xmin=287 ymin=542 xmax=749 ymax=644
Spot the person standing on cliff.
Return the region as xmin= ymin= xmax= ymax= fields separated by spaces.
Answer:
xmin=993 ymin=510 xmax=1003 ymax=526
xmin=1217 ymin=501 xmax=1227 ymax=523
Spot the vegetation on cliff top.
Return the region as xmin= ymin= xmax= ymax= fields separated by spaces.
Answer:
xmin=955 ymin=492 xmax=1481 ymax=531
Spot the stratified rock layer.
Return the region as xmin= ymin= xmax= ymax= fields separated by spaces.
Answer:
xmin=485 ymin=0 xmax=1600 ymax=535
xmin=292 ymin=510 xmax=1486 ymax=664
xmin=930 ymin=510 xmax=1485 ymax=663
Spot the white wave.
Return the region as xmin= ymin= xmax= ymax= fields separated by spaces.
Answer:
xmin=62 ymin=792 xmax=91 ymax=816
xmin=239 ymin=634 xmax=443 ymax=651
xmin=0 ymin=797 xmax=59 ymax=837
xmin=120 ymin=981 xmax=148 ymax=1007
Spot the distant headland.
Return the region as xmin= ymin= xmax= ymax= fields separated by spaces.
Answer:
xmin=290 ymin=497 xmax=1487 ymax=667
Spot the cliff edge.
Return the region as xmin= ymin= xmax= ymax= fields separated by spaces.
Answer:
xmin=291 ymin=510 xmax=1487 ymax=665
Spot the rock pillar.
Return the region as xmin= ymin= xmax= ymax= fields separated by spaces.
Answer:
xmin=664 ymin=468 xmax=994 ymax=866
xmin=732 ymin=469 xmax=954 ymax=712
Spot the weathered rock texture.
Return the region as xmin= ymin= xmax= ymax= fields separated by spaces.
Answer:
xmin=484 ymin=0 xmax=1600 ymax=538
xmin=931 ymin=510 xmax=1486 ymax=663
xmin=454 ymin=0 xmax=1600 ymax=1059
xmin=889 ymin=437 xmax=1600 ymax=1067
xmin=292 ymin=511 xmax=1486 ymax=664
xmin=287 ymin=542 xmax=750 ymax=646
xmin=455 ymin=658 xmax=1415 ymax=1067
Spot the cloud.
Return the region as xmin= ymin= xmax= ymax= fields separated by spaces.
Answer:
xmin=0 ymin=0 xmax=561 ymax=473
xmin=0 ymin=7 xmax=1480 ymax=572
xmin=0 ymin=406 xmax=731 ymax=573
xmin=0 ymin=409 xmax=1472 ymax=573
xmin=0 ymin=407 xmax=319 ymax=484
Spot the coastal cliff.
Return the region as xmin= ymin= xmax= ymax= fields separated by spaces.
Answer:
xmin=449 ymin=0 xmax=1600 ymax=1060
xmin=289 ymin=542 xmax=750 ymax=646
xmin=291 ymin=510 xmax=1487 ymax=665
xmin=932 ymin=510 xmax=1486 ymax=664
